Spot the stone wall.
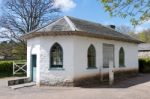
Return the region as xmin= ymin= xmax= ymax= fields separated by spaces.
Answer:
xmin=39 ymin=68 xmax=138 ymax=87
xmin=8 ymin=78 xmax=31 ymax=86
xmin=73 ymin=68 xmax=138 ymax=87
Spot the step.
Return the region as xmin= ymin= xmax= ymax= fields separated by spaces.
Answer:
xmin=8 ymin=77 xmax=31 ymax=86
xmin=9 ymin=82 xmax=36 ymax=89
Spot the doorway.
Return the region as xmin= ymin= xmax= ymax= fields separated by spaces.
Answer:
xmin=31 ymin=55 xmax=37 ymax=82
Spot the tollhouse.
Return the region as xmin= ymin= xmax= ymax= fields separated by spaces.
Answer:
xmin=22 ymin=16 xmax=141 ymax=86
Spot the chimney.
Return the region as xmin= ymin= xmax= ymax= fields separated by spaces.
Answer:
xmin=108 ymin=25 xmax=116 ymax=30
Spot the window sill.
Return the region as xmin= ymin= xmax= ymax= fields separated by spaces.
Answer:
xmin=87 ymin=67 xmax=97 ymax=69
xmin=119 ymin=65 xmax=126 ymax=68
xmin=103 ymin=66 xmax=109 ymax=68
xmin=103 ymin=66 xmax=115 ymax=68
xmin=49 ymin=68 xmax=65 ymax=71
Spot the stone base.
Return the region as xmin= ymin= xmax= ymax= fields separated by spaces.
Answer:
xmin=39 ymin=68 xmax=138 ymax=87
xmin=114 ymin=68 xmax=138 ymax=81
xmin=8 ymin=78 xmax=31 ymax=86
xmin=73 ymin=68 xmax=138 ymax=87
xmin=40 ymin=80 xmax=74 ymax=86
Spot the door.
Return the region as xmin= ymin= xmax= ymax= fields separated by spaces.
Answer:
xmin=31 ymin=55 xmax=37 ymax=82
xmin=103 ymin=44 xmax=114 ymax=68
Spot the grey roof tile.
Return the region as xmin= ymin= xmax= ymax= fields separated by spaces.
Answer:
xmin=23 ymin=16 xmax=141 ymax=43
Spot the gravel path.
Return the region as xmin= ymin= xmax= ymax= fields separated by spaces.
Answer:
xmin=0 ymin=74 xmax=150 ymax=99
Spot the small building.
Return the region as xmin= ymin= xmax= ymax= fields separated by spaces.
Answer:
xmin=22 ymin=16 xmax=141 ymax=86
xmin=138 ymin=43 xmax=150 ymax=58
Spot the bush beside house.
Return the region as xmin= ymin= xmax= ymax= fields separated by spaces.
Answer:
xmin=0 ymin=61 xmax=13 ymax=77
xmin=139 ymin=58 xmax=150 ymax=73
xmin=0 ymin=60 xmax=26 ymax=78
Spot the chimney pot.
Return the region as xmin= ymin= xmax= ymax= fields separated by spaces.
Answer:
xmin=108 ymin=25 xmax=116 ymax=29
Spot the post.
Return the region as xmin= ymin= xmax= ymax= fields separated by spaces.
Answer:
xmin=13 ymin=61 xmax=15 ymax=75
xmin=109 ymin=61 xmax=114 ymax=86
xmin=100 ymin=68 xmax=103 ymax=82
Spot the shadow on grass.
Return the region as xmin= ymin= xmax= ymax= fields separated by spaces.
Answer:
xmin=79 ymin=74 xmax=150 ymax=88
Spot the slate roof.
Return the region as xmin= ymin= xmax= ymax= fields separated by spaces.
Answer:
xmin=22 ymin=16 xmax=141 ymax=43
xmin=138 ymin=43 xmax=150 ymax=51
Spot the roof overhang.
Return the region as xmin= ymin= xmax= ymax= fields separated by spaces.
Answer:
xmin=21 ymin=31 xmax=142 ymax=44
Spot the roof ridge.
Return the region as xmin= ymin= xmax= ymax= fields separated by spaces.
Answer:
xmin=67 ymin=16 xmax=133 ymax=38
xmin=64 ymin=16 xmax=77 ymax=31
xmin=26 ymin=16 xmax=64 ymax=34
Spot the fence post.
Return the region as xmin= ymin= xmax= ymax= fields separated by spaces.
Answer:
xmin=109 ymin=61 xmax=114 ymax=86
xmin=13 ymin=61 xmax=15 ymax=75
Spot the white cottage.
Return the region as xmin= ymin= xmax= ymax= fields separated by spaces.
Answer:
xmin=22 ymin=16 xmax=141 ymax=86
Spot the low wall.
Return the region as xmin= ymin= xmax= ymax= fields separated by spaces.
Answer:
xmin=39 ymin=68 xmax=138 ymax=87
xmin=74 ymin=68 xmax=138 ymax=87
xmin=8 ymin=78 xmax=31 ymax=86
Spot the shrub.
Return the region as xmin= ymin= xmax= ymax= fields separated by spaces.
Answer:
xmin=139 ymin=58 xmax=150 ymax=73
xmin=0 ymin=61 xmax=13 ymax=74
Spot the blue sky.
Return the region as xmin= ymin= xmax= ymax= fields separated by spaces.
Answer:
xmin=59 ymin=0 xmax=150 ymax=33
xmin=0 ymin=0 xmax=149 ymax=33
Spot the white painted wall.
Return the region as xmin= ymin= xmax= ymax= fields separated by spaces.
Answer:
xmin=27 ymin=35 xmax=138 ymax=85
xmin=38 ymin=36 xmax=74 ymax=85
xmin=73 ymin=36 xmax=138 ymax=79
xmin=27 ymin=37 xmax=41 ymax=85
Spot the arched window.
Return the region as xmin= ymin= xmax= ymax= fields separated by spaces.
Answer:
xmin=119 ymin=47 xmax=125 ymax=67
xmin=50 ymin=43 xmax=63 ymax=68
xmin=87 ymin=45 xmax=96 ymax=68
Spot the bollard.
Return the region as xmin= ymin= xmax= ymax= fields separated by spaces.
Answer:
xmin=109 ymin=61 xmax=114 ymax=86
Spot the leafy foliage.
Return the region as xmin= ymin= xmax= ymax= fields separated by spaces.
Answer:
xmin=0 ymin=61 xmax=13 ymax=74
xmin=0 ymin=40 xmax=26 ymax=60
xmin=131 ymin=29 xmax=150 ymax=42
xmin=101 ymin=0 xmax=150 ymax=26
xmin=139 ymin=58 xmax=150 ymax=73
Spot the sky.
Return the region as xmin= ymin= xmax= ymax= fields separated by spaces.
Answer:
xmin=0 ymin=0 xmax=150 ymax=33
xmin=56 ymin=0 xmax=150 ymax=33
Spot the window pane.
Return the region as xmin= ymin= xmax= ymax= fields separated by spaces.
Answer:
xmin=119 ymin=47 xmax=125 ymax=67
xmin=50 ymin=43 xmax=63 ymax=68
xmin=88 ymin=45 xmax=96 ymax=68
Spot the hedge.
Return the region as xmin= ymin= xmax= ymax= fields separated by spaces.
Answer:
xmin=139 ymin=58 xmax=150 ymax=73
xmin=0 ymin=61 xmax=13 ymax=74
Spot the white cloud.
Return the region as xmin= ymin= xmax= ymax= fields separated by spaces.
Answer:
xmin=54 ymin=0 xmax=76 ymax=11
xmin=135 ymin=26 xmax=145 ymax=33
xmin=134 ymin=20 xmax=150 ymax=33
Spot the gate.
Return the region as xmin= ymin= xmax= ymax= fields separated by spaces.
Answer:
xmin=13 ymin=60 xmax=27 ymax=75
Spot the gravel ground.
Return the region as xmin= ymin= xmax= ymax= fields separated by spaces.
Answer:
xmin=0 ymin=74 xmax=150 ymax=99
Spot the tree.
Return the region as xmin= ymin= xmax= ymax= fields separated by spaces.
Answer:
xmin=0 ymin=40 xmax=15 ymax=60
xmin=0 ymin=0 xmax=60 ymax=42
xmin=101 ymin=0 xmax=150 ymax=26
xmin=128 ymin=29 xmax=150 ymax=42
xmin=116 ymin=25 xmax=134 ymax=34
xmin=137 ymin=29 xmax=150 ymax=42
xmin=0 ymin=0 xmax=61 ymax=60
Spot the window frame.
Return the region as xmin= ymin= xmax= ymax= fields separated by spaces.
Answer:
xmin=50 ymin=43 xmax=63 ymax=69
xmin=103 ymin=43 xmax=115 ymax=68
xmin=119 ymin=47 xmax=125 ymax=67
xmin=87 ymin=44 xmax=96 ymax=69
